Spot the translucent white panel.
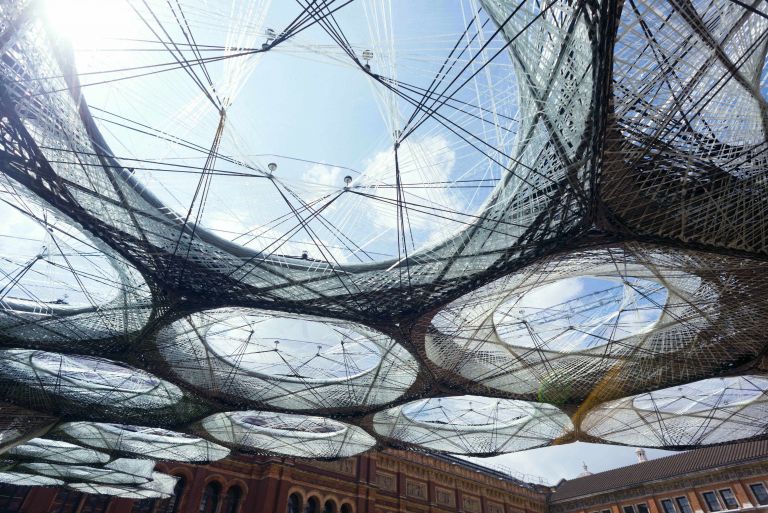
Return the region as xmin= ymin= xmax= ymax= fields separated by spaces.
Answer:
xmin=1 ymin=0 xmax=768 ymax=461
xmin=8 ymin=438 xmax=109 ymax=465
xmin=142 ymin=471 xmax=179 ymax=496
xmin=202 ymin=410 xmax=375 ymax=458
xmin=0 ymin=471 xmax=64 ymax=487
xmin=42 ymin=0 xmax=517 ymax=265
xmin=633 ymin=377 xmax=768 ymax=415
xmin=427 ymin=247 xmax=724 ymax=399
xmin=67 ymin=472 xmax=177 ymax=499
xmin=0 ymin=182 xmax=121 ymax=307
xmin=104 ymin=459 xmax=155 ymax=480
xmin=0 ymin=429 xmax=22 ymax=446
xmin=231 ymin=411 xmax=347 ymax=436
xmin=493 ymin=276 xmax=668 ymax=352
xmin=18 ymin=462 xmax=150 ymax=485
xmin=583 ymin=376 xmax=768 ymax=447
xmin=0 ymin=176 xmax=151 ymax=344
xmin=373 ymin=395 xmax=572 ymax=455
xmin=158 ymin=308 xmax=418 ymax=410
xmin=0 ymin=350 xmax=182 ymax=409
xmin=57 ymin=422 xmax=229 ymax=462
xmin=0 ymin=402 xmax=59 ymax=451
xmin=205 ymin=316 xmax=381 ymax=380
xmin=402 ymin=396 xmax=535 ymax=429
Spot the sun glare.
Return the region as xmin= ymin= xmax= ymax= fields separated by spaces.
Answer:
xmin=44 ymin=0 xmax=136 ymax=50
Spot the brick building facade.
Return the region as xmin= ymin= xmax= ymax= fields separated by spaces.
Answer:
xmin=550 ymin=441 xmax=768 ymax=513
xmin=0 ymin=450 xmax=548 ymax=513
xmin=3 ymin=440 xmax=768 ymax=513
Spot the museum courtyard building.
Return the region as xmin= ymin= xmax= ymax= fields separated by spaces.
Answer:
xmin=1 ymin=440 xmax=768 ymax=513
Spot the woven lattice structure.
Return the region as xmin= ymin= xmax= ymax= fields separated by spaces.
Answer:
xmin=0 ymin=0 xmax=767 ymax=495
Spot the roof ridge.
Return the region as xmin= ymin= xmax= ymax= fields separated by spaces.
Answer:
xmin=551 ymin=439 xmax=768 ymax=502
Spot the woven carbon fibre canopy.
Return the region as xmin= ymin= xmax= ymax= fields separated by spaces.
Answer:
xmin=0 ymin=0 xmax=767 ymax=487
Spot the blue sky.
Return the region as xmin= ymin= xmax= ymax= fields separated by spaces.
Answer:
xmin=46 ymin=0 xmax=517 ymax=264
xmin=33 ymin=0 xmax=723 ymax=482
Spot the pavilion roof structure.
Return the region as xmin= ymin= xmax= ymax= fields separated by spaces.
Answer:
xmin=0 ymin=0 xmax=767 ymax=497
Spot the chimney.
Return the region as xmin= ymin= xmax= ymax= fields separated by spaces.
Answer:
xmin=635 ymin=448 xmax=648 ymax=463
xmin=577 ymin=462 xmax=592 ymax=477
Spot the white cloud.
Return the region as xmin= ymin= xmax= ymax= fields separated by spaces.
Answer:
xmin=205 ymin=209 xmax=351 ymax=265
xmin=301 ymin=164 xmax=345 ymax=203
xmin=516 ymin=277 xmax=588 ymax=312
xmin=196 ymin=135 xmax=466 ymax=263
xmin=465 ymin=442 xmax=677 ymax=484
xmin=356 ymin=135 xmax=461 ymax=235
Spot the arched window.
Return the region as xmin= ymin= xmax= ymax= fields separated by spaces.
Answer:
xmin=340 ymin=504 xmax=353 ymax=513
xmin=131 ymin=498 xmax=158 ymax=513
xmin=222 ymin=486 xmax=243 ymax=513
xmin=80 ymin=495 xmax=111 ymax=513
xmin=160 ymin=476 xmax=186 ymax=513
xmin=287 ymin=493 xmax=302 ymax=513
xmin=304 ymin=496 xmax=320 ymax=513
xmin=51 ymin=490 xmax=83 ymax=513
xmin=0 ymin=484 xmax=29 ymax=512
xmin=323 ymin=500 xmax=337 ymax=513
xmin=199 ymin=482 xmax=222 ymax=513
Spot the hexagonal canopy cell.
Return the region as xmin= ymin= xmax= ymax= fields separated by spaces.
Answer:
xmin=493 ymin=275 xmax=669 ymax=352
xmin=8 ymin=438 xmax=110 ymax=465
xmin=0 ymin=177 xmax=151 ymax=347
xmin=17 ymin=461 xmax=152 ymax=486
xmin=0 ymin=349 xmax=183 ymax=412
xmin=1 ymin=0 xmax=768 ymax=458
xmin=582 ymin=376 xmax=768 ymax=447
xmin=157 ymin=308 xmax=419 ymax=410
xmin=372 ymin=395 xmax=572 ymax=455
xmin=66 ymin=472 xmax=179 ymax=499
xmin=0 ymin=0 xmax=605 ymax=321
xmin=603 ymin=0 xmax=768 ymax=253
xmin=0 ymin=472 xmax=64 ymax=487
xmin=66 ymin=483 xmax=168 ymax=500
xmin=3 ymin=0 xmax=537 ymax=296
xmin=201 ymin=410 xmax=376 ymax=458
xmin=424 ymin=245 xmax=765 ymax=403
xmin=55 ymin=422 xmax=229 ymax=463
xmin=48 ymin=0 xmax=518 ymax=268
xmin=205 ymin=316 xmax=382 ymax=381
